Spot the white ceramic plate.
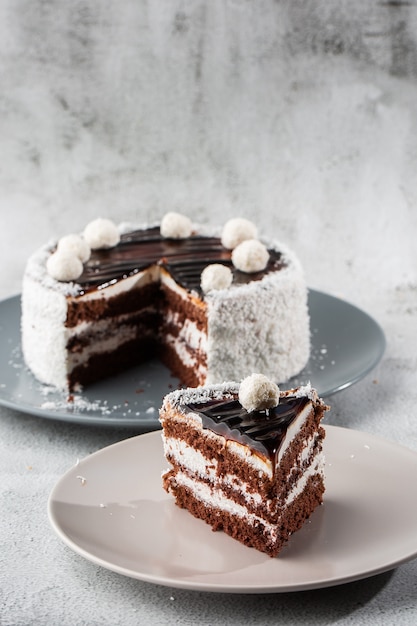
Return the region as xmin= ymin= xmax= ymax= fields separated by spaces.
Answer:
xmin=0 ymin=291 xmax=385 ymax=427
xmin=48 ymin=426 xmax=417 ymax=593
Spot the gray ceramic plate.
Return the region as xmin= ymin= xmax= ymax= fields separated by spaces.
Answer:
xmin=48 ymin=426 xmax=417 ymax=592
xmin=0 ymin=291 xmax=385 ymax=428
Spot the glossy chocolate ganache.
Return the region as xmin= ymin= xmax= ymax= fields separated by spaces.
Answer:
xmin=75 ymin=227 xmax=285 ymax=296
xmin=184 ymin=395 xmax=310 ymax=463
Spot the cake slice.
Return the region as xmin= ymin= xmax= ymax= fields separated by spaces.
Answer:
xmin=159 ymin=375 xmax=328 ymax=557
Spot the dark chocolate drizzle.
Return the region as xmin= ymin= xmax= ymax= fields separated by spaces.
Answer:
xmin=75 ymin=227 xmax=285 ymax=296
xmin=184 ymin=396 xmax=309 ymax=463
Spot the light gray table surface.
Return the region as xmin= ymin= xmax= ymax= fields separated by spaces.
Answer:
xmin=1 ymin=2 xmax=417 ymax=624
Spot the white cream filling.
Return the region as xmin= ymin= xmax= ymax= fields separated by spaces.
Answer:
xmin=164 ymin=334 xmax=208 ymax=378
xmin=69 ymin=265 xmax=160 ymax=301
xmin=66 ymin=324 xmax=140 ymax=369
xmin=285 ymin=451 xmax=325 ymax=507
xmin=276 ymin=402 xmax=312 ymax=465
xmin=65 ymin=305 xmax=157 ymax=339
xmin=163 ymin=430 xmax=323 ymax=513
xmin=172 ymin=448 xmax=324 ymax=538
xmin=174 ymin=469 xmax=275 ymax=527
xmin=164 ymin=311 xmax=208 ymax=352
xmin=163 ymin=435 xmax=217 ymax=479
xmin=172 ymin=471 xmax=279 ymax=540
xmin=160 ymin=269 xmax=201 ymax=303
xmin=64 ymin=305 xmax=158 ymax=370
xmin=161 ymin=273 xmax=208 ymax=378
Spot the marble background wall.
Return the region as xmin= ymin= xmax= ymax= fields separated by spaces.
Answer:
xmin=1 ymin=0 xmax=417 ymax=302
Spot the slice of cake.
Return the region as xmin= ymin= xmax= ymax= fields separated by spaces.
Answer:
xmin=159 ymin=375 xmax=328 ymax=557
xmin=21 ymin=214 xmax=310 ymax=392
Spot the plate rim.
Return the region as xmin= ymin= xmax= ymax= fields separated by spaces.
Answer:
xmin=0 ymin=291 xmax=386 ymax=426
xmin=47 ymin=425 xmax=417 ymax=594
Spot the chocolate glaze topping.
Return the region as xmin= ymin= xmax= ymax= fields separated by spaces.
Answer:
xmin=184 ymin=396 xmax=310 ymax=463
xmin=75 ymin=227 xmax=285 ymax=296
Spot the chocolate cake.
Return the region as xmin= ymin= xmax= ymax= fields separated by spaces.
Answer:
xmin=160 ymin=377 xmax=328 ymax=557
xmin=21 ymin=215 xmax=310 ymax=392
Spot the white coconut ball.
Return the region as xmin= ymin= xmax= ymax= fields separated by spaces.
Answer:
xmin=83 ymin=218 xmax=120 ymax=250
xmin=232 ymin=239 xmax=269 ymax=273
xmin=201 ymin=264 xmax=233 ymax=293
xmin=221 ymin=217 xmax=258 ymax=250
xmin=239 ymin=373 xmax=280 ymax=413
xmin=57 ymin=234 xmax=91 ymax=263
xmin=46 ymin=250 xmax=84 ymax=282
xmin=160 ymin=212 xmax=193 ymax=239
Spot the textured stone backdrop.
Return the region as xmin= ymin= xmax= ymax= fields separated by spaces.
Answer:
xmin=1 ymin=0 xmax=417 ymax=299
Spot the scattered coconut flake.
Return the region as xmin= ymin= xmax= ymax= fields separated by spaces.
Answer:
xmin=239 ymin=373 xmax=279 ymax=412
xmin=46 ymin=250 xmax=83 ymax=282
xmin=201 ymin=264 xmax=233 ymax=293
xmin=76 ymin=475 xmax=87 ymax=486
xmin=40 ymin=401 xmax=59 ymax=410
xmin=57 ymin=234 xmax=91 ymax=263
xmin=83 ymin=218 xmax=120 ymax=250
xmin=221 ymin=217 xmax=258 ymax=250
xmin=160 ymin=212 xmax=192 ymax=239
xmin=40 ymin=394 xmax=112 ymax=415
xmin=232 ymin=239 xmax=269 ymax=273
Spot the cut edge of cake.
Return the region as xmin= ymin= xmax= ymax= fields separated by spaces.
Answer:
xmin=21 ymin=216 xmax=310 ymax=392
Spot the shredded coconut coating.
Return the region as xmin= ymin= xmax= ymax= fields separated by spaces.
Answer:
xmin=238 ymin=373 xmax=280 ymax=412
xmin=57 ymin=234 xmax=91 ymax=263
xmin=287 ymin=382 xmax=317 ymax=401
xmin=83 ymin=218 xmax=120 ymax=250
xmin=232 ymin=239 xmax=269 ymax=273
xmin=221 ymin=217 xmax=258 ymax=250
xmin=204 ymin=239 xmax=310 ymax=384
xmin=21 ymin=271 xmax=70 ymax=388
xmin=160 ymin=381 xmax=319 ymax=415
xmin=160 ymin=212 xmax=193 ymax=239
xmin=161 ymin=382 xmax=240 ymax=412
xmin=24 ymin=242 xmax=83 ymax=296
xmin=201 ymin=264 xmax=233 ymax=293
